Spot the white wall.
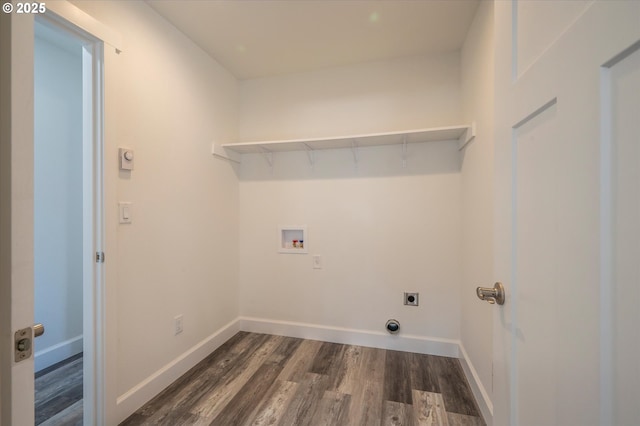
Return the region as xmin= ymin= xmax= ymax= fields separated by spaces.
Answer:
xmin=32 ymin=3 xmax=494 ymax=421
xmin=239 ymin=54 xmax=462 ymax=141
xmin=69 ymin=1 xmax=240 ymax=421
xmin=237 ymin=54 xmax=463 ymax=347
xmin=459 ymin=0 xmax=495 ymax=421
xmin=33 ymin=27 xmax=84 ymax=372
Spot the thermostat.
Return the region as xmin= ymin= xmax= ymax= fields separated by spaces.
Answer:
xmin=119 ymin=148 xmax=134 ymax=170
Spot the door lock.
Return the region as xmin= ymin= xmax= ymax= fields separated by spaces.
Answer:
xmin=14 ymin=323 xmax=45 ymax=363
xmin=17 ymin=338 xmax=30 ymax=352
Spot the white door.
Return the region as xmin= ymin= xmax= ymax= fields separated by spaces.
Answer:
xmin=0 ymin=9 xmax=106 ymax=425
xmin=1 ymin=11 xmax=37 ymax=426
xmin=494 ymin=1 xmax=640 ymax=425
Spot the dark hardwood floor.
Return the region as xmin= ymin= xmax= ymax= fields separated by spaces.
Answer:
xmin=121 ymin=332 xmax=485 ymax=425
xmin=35 ymin=352 xmax=83 ymax=426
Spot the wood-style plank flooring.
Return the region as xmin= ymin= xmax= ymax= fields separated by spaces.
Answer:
xmin=35 ymin=353 xmax=83 ymax=426
xmin=121 ymin=332 xmax=485 ymax=425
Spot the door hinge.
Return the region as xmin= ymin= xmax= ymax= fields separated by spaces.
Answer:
xmin=96 ymin=251 xmax=105 ymax=263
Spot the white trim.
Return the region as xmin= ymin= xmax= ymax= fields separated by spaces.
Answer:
xmin=34 ymin=335 xmax=83 ymax=372
xmin=238 ymin=316 xmax=459 ymax=358
xmin=85 ymin=36 xmax=106 ymax=426
xmin=45 ymin=1 xmax=123 ymax=51
xmin=459 ymin=343 xmax=493 ymax=425
xmin=598 ymin=63 xmax=614 ymax=426
xmin=115 ymin=318 xmax=241 ymax=424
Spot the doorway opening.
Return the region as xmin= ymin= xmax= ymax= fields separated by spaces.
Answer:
xmin=33 ymin=13 xmax=104 ymax=425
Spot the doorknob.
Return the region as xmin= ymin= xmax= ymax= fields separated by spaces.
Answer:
xmin=14 ymin=323 xmax=45 ymax=363
xmin=476 ymin=282 xmax=505 ymax=305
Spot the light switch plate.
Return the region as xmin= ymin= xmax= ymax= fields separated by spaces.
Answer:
xmin=313 ymin=255 xmax=322 ymax=269
xmin=119 ymin=202 xmax=132 ymax=224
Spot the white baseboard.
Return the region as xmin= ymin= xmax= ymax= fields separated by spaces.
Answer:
xmin=238 ymin=316 xmax=460 ymax=358
xmin=116 ymin=318 xmax=241 ymax=424
xmin=458 ymin=343 xmax=493 ymax=425
xmin=35 ymin=335 xmax=83 ymax=372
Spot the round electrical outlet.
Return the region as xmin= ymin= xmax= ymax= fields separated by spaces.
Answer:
xmin=404 ymin=292 xmax=419 ymax=306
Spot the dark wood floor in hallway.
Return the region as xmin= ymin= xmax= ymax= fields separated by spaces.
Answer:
xmin=121 ymin=332 xmax=484 ymax=426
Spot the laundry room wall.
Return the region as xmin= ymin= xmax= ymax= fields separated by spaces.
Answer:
xmin=237 ymin=53 xmax=464 ymax=349
xmin=69 ymin=1 xmax=241 ymax=421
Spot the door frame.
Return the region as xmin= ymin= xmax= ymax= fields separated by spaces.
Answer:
xmin=35 ymin=11 xmax=107 ymax=425
xmin=33 ymin=11 xmax=106 ymax=424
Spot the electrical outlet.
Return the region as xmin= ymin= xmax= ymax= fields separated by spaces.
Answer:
xmin=174 ymin=314 xmax=183 ymax=335
xmin=313 ymin=255 xmax=323 ymax=269
xmin=404 ymin=292 xmax=419 ymax=306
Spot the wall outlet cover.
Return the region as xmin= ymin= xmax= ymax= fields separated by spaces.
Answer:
xmin=404 ymin=292 xmax=419 ymax=306
xmin=174 ymin=314 xmax=183 ymax=335
xmin=118 ymin=202 xmax=132 ymax=224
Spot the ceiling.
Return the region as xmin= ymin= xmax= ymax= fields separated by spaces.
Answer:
xmin=147 ymin=0 xmax=480 ymax=80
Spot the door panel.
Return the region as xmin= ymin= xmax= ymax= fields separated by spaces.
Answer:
xmin=494 ymin=1 xmax=640 ymax=425
xmin=513 ymin=102 xmax=560 ymax=425
xmin=610 ymin=46 xmax=640 ymax=426
xmin=516 ymin=0 xmax=591 ymax=75
xmin=0 ymin=11 xmax=36 ymax=426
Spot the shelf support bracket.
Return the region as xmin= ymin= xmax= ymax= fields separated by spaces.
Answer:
xmin=351 ymin=139 xmax=359 ymax=169
xmin=458 ymin=122 xmax=476 ymax=151
xmin=402 ymin=135 xmax=408 ymax=168
xmin=303 ymin=143 xmax=316 ymax=168
xmin=259 ymin=145 xmax=273 ymax=170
